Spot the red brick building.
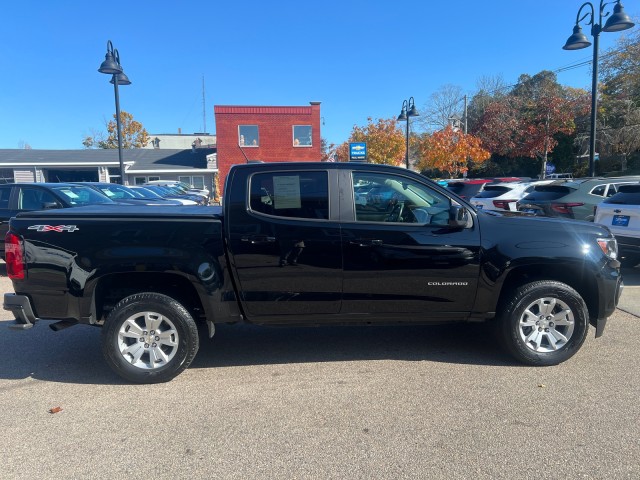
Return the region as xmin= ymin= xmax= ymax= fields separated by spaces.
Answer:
xmin=214 ymin=102 xmax=322 ymax=193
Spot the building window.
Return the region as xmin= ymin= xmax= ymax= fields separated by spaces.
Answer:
xmin=0 ymin=169 xmax=15 ymax=184
xmin=293 ymin=126 xmax=312 ymax=147
xmin=239 ymin=125 xmax=259 ymax=147
xmin=178 ymin=176 xmax=205 ymax=189
xmin=134 ymin=177 xmax=147 ymax=185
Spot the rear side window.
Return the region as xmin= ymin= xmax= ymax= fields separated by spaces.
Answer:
xmin=249 ymin=171 xmax=329 ymax=220
xmin=522 ymin=185 xmax=574 ymax=201
xmin=474 ymin=186 xmax=511 ymax=198
xmin=603 ymin=186 xmax=640 ymax=205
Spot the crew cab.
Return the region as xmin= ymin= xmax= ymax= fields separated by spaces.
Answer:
xmin=3 ymin=162 xmax=623 ymax=383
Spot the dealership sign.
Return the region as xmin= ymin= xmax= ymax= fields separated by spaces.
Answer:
xmin=349 ymin=142 xmax=367 ymax=162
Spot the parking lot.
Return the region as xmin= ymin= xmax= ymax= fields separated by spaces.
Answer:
xmin=1 ymin=264 xmax=639 ymax=479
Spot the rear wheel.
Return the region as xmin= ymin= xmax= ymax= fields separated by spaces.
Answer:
xmin=101 ymin=293 xmax=199 ymax=383
xmin=497 ymin=281 xmax=589 ymax=366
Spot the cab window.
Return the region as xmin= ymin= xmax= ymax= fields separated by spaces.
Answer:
xmin=352 ymin=172 xmax=450 ymax=225
xmin=249 ymin=171 xmax=329 ymax=220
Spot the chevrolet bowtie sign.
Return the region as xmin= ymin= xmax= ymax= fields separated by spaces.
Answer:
xmin=349 ymin=142 xmax=367 ymax=162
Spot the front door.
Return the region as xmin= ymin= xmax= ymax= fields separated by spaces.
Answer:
xmin=340 ymin=170 xmax=481 ymax=321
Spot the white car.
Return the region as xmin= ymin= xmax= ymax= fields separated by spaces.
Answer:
xmin=594 ymin=184 xmax=640 ymax=267
xmin=471 ymin=180 xmax=553 ymax=212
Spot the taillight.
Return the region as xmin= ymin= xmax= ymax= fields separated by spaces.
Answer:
xmin=551 ymin=202 xmax=584 ymax=214
xmin=493 ymin=199 xmax=517 ymax=210
xmin=5 ymin=232 xmax=25 ymax=279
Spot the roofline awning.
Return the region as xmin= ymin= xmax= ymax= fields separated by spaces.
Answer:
xmin=0 ymin=162 xmax=133 ymax=167
xmin=126 ymin=168 xmax=218 ymax=174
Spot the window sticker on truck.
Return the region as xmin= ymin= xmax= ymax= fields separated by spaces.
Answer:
xmin=27 ymin=225 xmax=80 ymax=232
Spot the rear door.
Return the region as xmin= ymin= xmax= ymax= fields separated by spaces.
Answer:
xmin=226 ymin=168 xmax=343 ymax=321
xmin=340 ymin=169 xmax=481 ymax=321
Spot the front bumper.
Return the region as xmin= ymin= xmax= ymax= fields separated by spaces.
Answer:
xmin=3 ymin=293 xmax=38 ymax=329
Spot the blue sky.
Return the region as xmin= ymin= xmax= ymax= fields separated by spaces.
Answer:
xmin=0 ymin=0 xmax=638 ymax=150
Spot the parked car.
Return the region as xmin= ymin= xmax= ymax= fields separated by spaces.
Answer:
xmin=516 ymin=176 xmax=640 ymax=221
xmin=139 ymin=184 xmax=206 ymax=205
xmin=144 ymin=180 xmax=209 ymax=201
xmin=443 ymin=179 xmax=494 ymax=200
xmin=128 ymin=185 xmax=198 ymax=206
xmin=594 ymin=184 xmax=640 ymax=267
xmin=0 ymin=182 xmax=117 ymax=257
xmin=77 ymin=182 xmax=184 ymax=206
xmin=471 ymin=180 xmax=553 ymax=212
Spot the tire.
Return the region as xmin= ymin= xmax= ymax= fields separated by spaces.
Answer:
xmin=101 ymin=293 xmax=199 ymax=384
xmin=497 ymin=281 xmax=589 ymax=366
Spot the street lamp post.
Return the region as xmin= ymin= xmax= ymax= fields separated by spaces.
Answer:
xmin=563 ymin=1 xmax=634 ymax=177
xmin=98 ymin=40 xmax=131 ymax=185
xmin=397 ymin=97 xmax=419 ymax=169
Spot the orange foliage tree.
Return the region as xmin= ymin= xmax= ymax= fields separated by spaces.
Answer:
xmin=336 ymin=117 xmax=406 ymax=165
xmin=416 ymin=125 xmax=490 ymax=178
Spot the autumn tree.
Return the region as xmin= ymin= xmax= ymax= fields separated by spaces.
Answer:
xmin=416 ymin=125 xmax=490 ymax=178
xmin=475 ymin=71 xmax=586 ymax=177
xmin=337 ymin=117 xmax=406 ymax=166
xmin=83 ymin=111 xmax=150 ymax=149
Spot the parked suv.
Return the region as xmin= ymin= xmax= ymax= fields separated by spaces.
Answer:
xmin=516 ymin=176 xmax=640 ymax=221
xmin=594 ymin=184 xmax=640 ymax=267
xmin=0 ymin=182 xmax=116 ymax=256
xmin=471 ymin=181 xmax=552 ymax=212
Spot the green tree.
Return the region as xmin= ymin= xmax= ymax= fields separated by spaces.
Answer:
xmin=83 ymin=111 xmax=150 ymax=149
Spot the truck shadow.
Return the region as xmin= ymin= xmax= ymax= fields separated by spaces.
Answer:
xmin=0 ymin=321 xmax=516 ymax=385
xmin=192 ymin=323 xmax=514 ymax=370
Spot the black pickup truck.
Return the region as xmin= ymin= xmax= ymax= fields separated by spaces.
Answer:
xmin=3 ymin=162 xmax=624 ymax=383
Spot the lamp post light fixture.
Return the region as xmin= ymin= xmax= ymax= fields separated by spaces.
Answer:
xmin=98 ymin=40 xmax=131 ymax=185
xmin=397 ymin=97 xmax=419 ymax=169
xmin=563 ymin=1 xmax=634 ymax=177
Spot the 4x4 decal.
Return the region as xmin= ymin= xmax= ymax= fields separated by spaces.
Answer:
xmin=27 ymin=225 xmax=80 ymax=232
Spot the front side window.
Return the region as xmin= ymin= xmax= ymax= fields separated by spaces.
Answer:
xmin=250 ymin=171 xmax=329 ymax=220
xmin=293 ymin=125 xmax=312 ymax=147
xmin=239 ymin=125 xmax=259 ymax=147
xmin=352 ymin=172 xmax=451 ymax=225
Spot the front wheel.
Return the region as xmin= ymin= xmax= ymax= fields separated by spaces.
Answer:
xmin=101 ymin=293 xmax=199 ymax=383
xmin=497 ymin=281 xmax=589 ymax=366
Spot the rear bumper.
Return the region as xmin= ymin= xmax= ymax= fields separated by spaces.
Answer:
xmin=3 ymin=293 xmax=38 ymax=329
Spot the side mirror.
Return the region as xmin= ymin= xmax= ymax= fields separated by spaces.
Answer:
xmin=448 ymin=205 xmax=468 ymax=228
xmin=42 ymin=202 xmax=59 ymax=210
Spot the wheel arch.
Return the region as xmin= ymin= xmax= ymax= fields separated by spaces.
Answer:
xmin=497 ymin=263 xmax=598 ymax=320
xmin=91 ymin=272 xmax=208 ymax=325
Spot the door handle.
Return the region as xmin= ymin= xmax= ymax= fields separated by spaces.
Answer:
xmin=241 ymin=235 xmax=276 ymax=244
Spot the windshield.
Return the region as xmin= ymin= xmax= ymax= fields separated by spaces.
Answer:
xmin=52 ymin=186 xmax=115 ymax=206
